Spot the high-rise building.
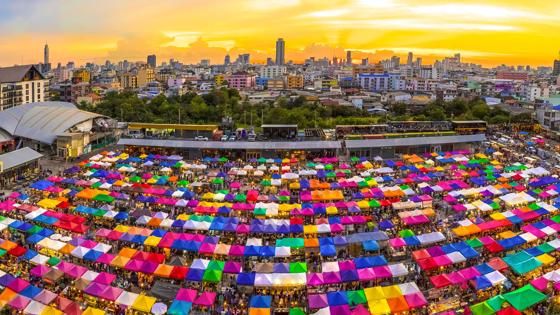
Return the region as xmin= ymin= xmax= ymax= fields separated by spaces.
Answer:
xmin=346 ymin=51 xmax=352 ymax=65
xmin=147 ymin=54 xmax=157 ymax=68
xmin=416 ymin=58 xmax=423 ymax=67
xmin=391 ymin=56 xmax=400 ymax=68
xmin=553 ymin=59 xmax=560 ymax=77
xmin=224 ymin=55 xmax=231 ymax=65
xmin=454 ymin=53 xmax=461 ymax=63
xmin=42 ymin=43 xmax=51 ymax=73
xmin=0 ymin=65 xmax=49 ymax=110
xmin=407 ymin=52 xmax=413 ymax=66
xmin=361 ymin=58 xmax=369 ymax=66
xmin=275 ymin=38 xmax=285 ymax=65
xmin=44 ymin=43 xmax=49 ymax=65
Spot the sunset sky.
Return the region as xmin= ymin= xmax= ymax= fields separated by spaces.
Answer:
xmin=1 ymin=0 xmax=560 ymax=67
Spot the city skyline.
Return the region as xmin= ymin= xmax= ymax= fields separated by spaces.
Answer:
xmin=1 ymin=0 xmax=560 ymax=67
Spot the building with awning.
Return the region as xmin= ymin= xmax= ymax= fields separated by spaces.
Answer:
xmin=0 ymin=147 xmax=43 ymax=189
xmin=345 ymin=134 xmax=486 ymax=159
xmin=0 ymin=101 xmax=115 ymax=157
xmin=117 ymin=138 xmax=341 ymax=160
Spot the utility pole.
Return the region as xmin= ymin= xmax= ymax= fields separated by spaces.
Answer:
xmin=178 ymin=108 xmax=181 ymax=124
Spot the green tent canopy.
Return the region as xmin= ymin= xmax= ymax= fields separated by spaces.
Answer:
xmin=276 ymin=238 xmax=304 ymax=249
xmin=502 ymin=284 xmax=547 ymax=311
xmin=289 ymin=308 xmax=306 ymax=315
xmin=466 ymin=238 xmax=484 ymax=248
xmin=289 ymin=262 xmax=307 ymax=273
xmin=93 ymin=194 xmax=115 ymax=203
xmin=399 ymin=229 xmax=415 ymax=238
xmin=470 ymin=302 xmax=496 ymax=315
xmin=207 ymin=260 xmax=225 ymax=271
xmin=486 ymin=295 xmax=506 ymax=311
xmin=347 ymin=290 xmax=367 ymax=306
xmin=202 ymin=269 xmax=223 ymax=283
xmin=47 ymin=257 xmax=61 ymax=266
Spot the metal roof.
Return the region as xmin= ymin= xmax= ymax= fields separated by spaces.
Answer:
xmin=0 ymin=102 xmax=104 ymax=144
xmin=118 ymin=138 xmax=341 ymax=150
xmin=345 ymin=134 xmax=486 ymax=149
xmin=0 ymin=147 xmax=42 ymax=172
xmin=0 ymin=65 xmax=44 ymax=83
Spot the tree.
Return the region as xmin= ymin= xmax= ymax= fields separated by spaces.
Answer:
xmin=390 ymin=103 xmax=407 ymax=116
xmin=511 ymin=112 xmax=533 ymax=123
xmin=470 ymin=103 xmax=490 ymax=120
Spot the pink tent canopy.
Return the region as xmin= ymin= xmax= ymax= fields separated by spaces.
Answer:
xmin=307 ymin=273 xmax=324 ymax=286
xmin=357 ymin=268 xmax=375 ymax=281
xmin=94 ymin=272 xmax=116 ymax=285
xmin=228 ymin=245 xmax=245 ymax=256
xmin=34 ymin=290 xmax=58 ymax=304
xmin=389 ymin=238 xmax=406 ymax=248
xmin=176 ymin=288 xmax=198 ymax=302
xmin=405 ymin=292 xmax=427 ymax=308
xmin=96 ymin=253 xmax=116 ymax=264
xmin=530 ymin=277 xmax=548 ymax=291
xmin=8 ymin=295 xmax=31 ymax=310
xmin=351 ymin=304 xmax=371 ymax=315
xmin=194 ymin=292 xmax=216 ymax=306
xmin=7 ymin=278 xmax=30 ymax=292
xmin=30 ymin=265 xmax=51 ymax=277
xmin=99 ymin=286 xmax=123 ymax=301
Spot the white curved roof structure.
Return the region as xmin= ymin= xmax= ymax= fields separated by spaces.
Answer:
xmin=0 ymin=102 xmax=105 ymax=144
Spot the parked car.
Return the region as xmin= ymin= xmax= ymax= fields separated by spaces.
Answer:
xmin=248 ymin=133 xmax=256 ymax=142
xmin=228 ymin=135 xmax=236 ymax=141
xmin=195 ymin=136 xmax=208 ymax=141
xmin=220 ymin=135 xmax=228 ymax=141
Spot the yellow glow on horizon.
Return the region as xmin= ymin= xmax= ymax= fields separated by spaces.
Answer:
xmin=1 ymin=0 xmax=560 ymax=67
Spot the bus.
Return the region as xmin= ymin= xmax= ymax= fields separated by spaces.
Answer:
xmin=335 ymin=125 xmax=388 ymax=139
xmin=452 ymin=120 xmax=487 ymax=134
xmin=387 ymin=121 xmax=453 ymax=133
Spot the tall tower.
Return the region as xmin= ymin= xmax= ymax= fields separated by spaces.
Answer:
xmin=407 ymin=52 xmax=413 ymax=66
xmin=346 ymin=50 xmax=352 ymax=65
xmin=42 ymin=42 xmax=51 ymax=73
xmin=275 ymin=38 xmax=285 ymax=65
xmin=44 ymin=42 xmax=49 ymax=65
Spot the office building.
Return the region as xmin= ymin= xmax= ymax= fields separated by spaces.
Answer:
xmin=346 ymin=51 xmax=352 ymax=65
xmin=227 ymin=72 xmax=256 ymax=90
xmin=259 ymin=65 xmax=286 ymax=79
xmin=553 ymin=60 xmax=560 ymax=77
xmin=147 ymin=54 xmax=157 ymax=68
xmin=42 ymin=43 xmax=51 ymax=73
xmin=407 ymin=52 xmax=413 ymax=66
xmin=275 ymin=38 xmax=285 ymax=65
xmin=286 ymin=75 xmax=304 ymax=89
xmin=0 ymin=65 xmax=49 ymax=110
xmin=224 ymin=55 xmax=231 ymax=65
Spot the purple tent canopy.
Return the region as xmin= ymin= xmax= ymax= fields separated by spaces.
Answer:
xmin=84 ymin=282 xmax=109 ymax=297
xmin=308 ymin=294 xmax=328 ymax=308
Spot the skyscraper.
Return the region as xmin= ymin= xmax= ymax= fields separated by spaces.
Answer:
xmin=275 ymin=38 xmax=285 ymax=65
xmin=44 ymin=43 xmax=49 ymax=65
xmin=407 ymin=52 xmax=413 ymax=66
xmin=553 ymin=60 xmax=560 ymax=77
xmin=147 ymin=54 xmax=157 ymax=68
xmin=42 ymin=42 xmax=51 ymax=72
xmin=454 ymin=53 xmax=461 ymax=63
xmin=224 ymin=54 xmax=231 ymax=65
xmin=346 ymin=50 xmax=352 ymax=65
